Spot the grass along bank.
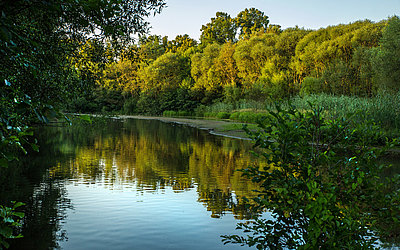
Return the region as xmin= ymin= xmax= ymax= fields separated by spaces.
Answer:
xmin=162 ymin=93 xmax=400 ymax=143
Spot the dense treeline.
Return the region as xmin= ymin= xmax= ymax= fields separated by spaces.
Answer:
xmin=68 ymin=9 xmax=400 ymax=116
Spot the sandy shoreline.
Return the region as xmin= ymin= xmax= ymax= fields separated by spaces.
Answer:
xmin=115 ymin=115 xmax=251 ymax=140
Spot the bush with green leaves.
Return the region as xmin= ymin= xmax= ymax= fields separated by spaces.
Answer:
xmin=222 ymin=104 xmax=400 ymax=249
xmin=216 ymin=112 xmax=231 ymax=119
xmin=299 ymin=77 xmax=324 ymax=96
xmin=0 ymin=202 xmax=24 ymax=249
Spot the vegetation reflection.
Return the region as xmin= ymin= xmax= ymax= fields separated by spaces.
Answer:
xmin=46 ymin=118 xmax=263 ymax=218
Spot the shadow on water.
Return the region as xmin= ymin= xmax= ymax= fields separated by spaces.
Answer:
xmin=0 ymin=128 xmax=73 ymax=249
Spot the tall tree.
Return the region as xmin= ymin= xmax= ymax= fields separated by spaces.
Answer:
xmin=235 ymin=8 xmax=270 ymax=39
xmin=373 ymin=16 xmax=400 ymax=92
xmin=200 ymin=12 xmax=237 ymax=46
xmin=166 ymin=34 xmax=198 ymax=54
xmin=191 ymin=44 xmax=222 ymax=91
xmin=137 ymin=35 xmax=168 ymax=64
xmin=213 ymin=42 xmax=239 ymax=87
xmin=233 ymin=33 xmax=278 ymax=85
xmin=102 ymin=59 xmax=140 ymax=94
xmin=139 ymin=52 xmax=191 ymax=93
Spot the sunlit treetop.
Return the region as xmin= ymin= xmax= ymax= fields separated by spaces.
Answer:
xmin=235 ymin=8 xmax=270 ymax=38
xmin=200 ymin=12 xmax=237 ymax=46
xmin=166 ymin=34 xmax=198 ymax=54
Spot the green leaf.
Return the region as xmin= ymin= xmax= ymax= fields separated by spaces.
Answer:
xmin=12 ymin=212 xmax=24 ymax=219
xmin=30 ymin=143 xmax=39 ymax=152
xmin=12 ymin=202 xmax=25 ymax=209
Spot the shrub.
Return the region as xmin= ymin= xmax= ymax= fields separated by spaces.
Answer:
xmin=229 ymin=112 xmax=240 ymax=121
xmin=242 ymin=82 xmax=271 ymax=102
xmin=177 ymin=111 xmax=192 ymax=116
xmin=194 ymin=105 xmax=207 ymax=117
xmin=216 ymin=112 xmax=230 ymax=119
xmin=223 ymin=85 xmax=243 ymax=104
xmin=136 ymin=93 xmax=162 ymax=115
xmin=204 ymin=112 xmax=217 ymax=118
xmin=300 ymin=76 xmax=324 ymax=96
xmin=0 ymin=202 xmax=25 ymax=249
xmin=162 ymin=110 xmax=177 ymax=117
xmin=222 ymin=104 xmax=400 ymax=249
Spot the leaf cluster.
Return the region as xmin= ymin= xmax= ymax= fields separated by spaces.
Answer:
xmin=0 ymin=201 xmax=25 ymax=249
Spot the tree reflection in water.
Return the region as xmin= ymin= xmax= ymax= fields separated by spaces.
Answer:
xmin=0 ymin=118 xmax=265 ymax=249
xmin=0 ymin=144 xmax=72 ymax=249
xmin=46 ymin=118 xmax=263 ymax=219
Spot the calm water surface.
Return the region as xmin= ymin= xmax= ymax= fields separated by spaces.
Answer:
xmin=1 ymin=118 xmax=266 ymax=249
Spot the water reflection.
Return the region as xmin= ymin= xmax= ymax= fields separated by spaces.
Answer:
xmin=46 ymin=119 xmax=262 ymax=214
xmin=0 ymin=154 xmax=72 ymax=249
xmin=1 ymin=118 xmax=265 ymax=249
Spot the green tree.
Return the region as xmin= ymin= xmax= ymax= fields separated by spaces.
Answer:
xmin=0 ymin=0 xmax=166 ymax=164
xmin=213 ymin=42 xmax=239 ymax=87
xmin=200 ymin=12 xmax=237 ymax=46
xmin=71 ymin=39 xmax=115 ymax=87
xmin=166 ymin=34 xmax=198 ymax=54
xmin=139 ymin=52 xmax=191 ymax=93
xmin=101 ymin=59 xmax=140 ymax=94
xmin=235 ymin=8 xmax=270 ymax=39
xmin=191 ymin=43 xmax=222 ymax=91
xmin=373 ymin=16 xmax=400 ymax=92
xmin=234 ymin=33 xmax=278 ymax=85
xmin=137 ymin=35 xmax=168 ymax=64
xmin=292 ymin=20 xmax=385 ymax=94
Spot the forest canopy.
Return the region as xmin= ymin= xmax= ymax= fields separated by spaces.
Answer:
xmin=70 ymin=10 xmax=399 ymax=115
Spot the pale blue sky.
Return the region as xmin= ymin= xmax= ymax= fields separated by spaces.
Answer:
xmin=147 ymin=0 xmax=400 ymax=40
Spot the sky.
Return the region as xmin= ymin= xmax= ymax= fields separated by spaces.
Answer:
xmin=146 ymin=0 xmax=400 ymax=40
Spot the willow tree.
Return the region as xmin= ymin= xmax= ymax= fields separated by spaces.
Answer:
xmin=139 ymin=52 xmax=191 ymax=93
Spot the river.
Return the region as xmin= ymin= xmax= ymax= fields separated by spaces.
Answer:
xmin=1 ymin=118 xmax=265 ymax=249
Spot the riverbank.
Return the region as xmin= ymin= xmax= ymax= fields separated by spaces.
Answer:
xmin=116 ymin=115 xmax=252 ymax=140
xmin=111 ymin=115 xmax=400 ymax=155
